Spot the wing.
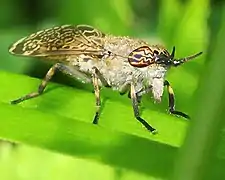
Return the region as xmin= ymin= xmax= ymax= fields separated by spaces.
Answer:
xmin=8 ymin=24 xmax=106 ymax=57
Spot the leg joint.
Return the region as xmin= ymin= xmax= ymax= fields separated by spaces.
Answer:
xmin=164 ymin=80 xmax=170 ymax=86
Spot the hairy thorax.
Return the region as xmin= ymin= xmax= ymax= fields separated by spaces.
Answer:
xmin=69 ymin=35 xmax=168 ymax=101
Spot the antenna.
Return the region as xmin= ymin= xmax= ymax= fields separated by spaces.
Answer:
xmin=173 ymin=51 xmax=203 ymax=66
xmin=170 ymin=46 xmax=176 ymax=59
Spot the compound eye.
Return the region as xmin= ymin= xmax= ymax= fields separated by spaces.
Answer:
xmin=128 ymin=46 xmax=154 ymax=68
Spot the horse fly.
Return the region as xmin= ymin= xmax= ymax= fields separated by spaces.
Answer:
xmin=8 ymin=24 xmax=203 ymax=134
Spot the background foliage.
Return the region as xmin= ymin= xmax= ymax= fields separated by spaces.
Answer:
xmin=0 ymin=0 xmax=225 ymax=180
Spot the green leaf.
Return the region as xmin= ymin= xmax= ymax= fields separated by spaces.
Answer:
xmin=171 ymin=5 xmax=225 ymax=180
xmin=0 ymin=70 xmax=190 ymax=178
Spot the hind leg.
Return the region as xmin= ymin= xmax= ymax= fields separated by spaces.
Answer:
xmin=11 ymin=63 xmax=92 ymax=104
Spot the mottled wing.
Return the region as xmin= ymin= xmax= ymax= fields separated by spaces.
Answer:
xmin=8 ymin=24 xmax=105 ymax=57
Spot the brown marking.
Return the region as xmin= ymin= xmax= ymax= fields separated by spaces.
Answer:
xmin=8 ymin=25 xmax=105 ymax=59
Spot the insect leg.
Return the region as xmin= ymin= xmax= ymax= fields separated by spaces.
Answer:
xmin=119 ymin=83 xmax=145 ymax=103
xmin=61 ymin=65 xmax=92 ymax=83
xmin=164 ymin=80 xmax=190 ymax=119
xmin=92 ymin=69 xmax=101 ymax=124
xmin=11 ymin=63 xmax=62 ymax=104
xmin=11 ymin=63 xmax=91 ymax=104
xmin=128 ymin=91 xmax=143 ymax=104
xmin=136 ymin=86 xmax=152 ymax=97
xmin=130 ymin=83 xmax=157 ymax=134
xmin=119 ymin=82 xmax=130 ymax=95
xmin=126 ymin=86 xmax=153 ymax=104
xmin=92 ymin=67 xmax=110 ymax=88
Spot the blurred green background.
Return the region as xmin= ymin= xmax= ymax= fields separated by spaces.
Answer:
xmin=0 ymin=0 xmax=225 ymax=180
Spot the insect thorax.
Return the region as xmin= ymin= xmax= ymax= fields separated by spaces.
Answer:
xmin=68 ymin=35 xmax=168 ymax=101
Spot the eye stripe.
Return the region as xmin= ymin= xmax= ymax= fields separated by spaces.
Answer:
xmin=128 ymin=46 xmax=154 ymax=68
xmin=134 ymin=53 xmax=143 ymax=59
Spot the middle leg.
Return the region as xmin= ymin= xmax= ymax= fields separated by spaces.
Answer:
xmin=130 ymin=83 xmax=157 ymax=134
xmin=91 ymin=67 xmax=102 ymax=124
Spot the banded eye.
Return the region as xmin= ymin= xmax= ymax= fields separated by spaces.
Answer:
xmin=128 ymin=46 xmax=154 ymax=68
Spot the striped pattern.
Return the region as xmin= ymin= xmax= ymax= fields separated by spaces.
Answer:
xmin=8 ymin=25 xmax=105 ymax=58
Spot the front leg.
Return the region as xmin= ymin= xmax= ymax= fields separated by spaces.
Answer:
xmin=130 ymin=83 xmax=157 ymax=134
xmin=164 ymin=80 xmax=190 ymax=119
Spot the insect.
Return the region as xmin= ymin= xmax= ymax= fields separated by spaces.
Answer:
xmin=8 ymin=24 xmax=202 ymax=134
